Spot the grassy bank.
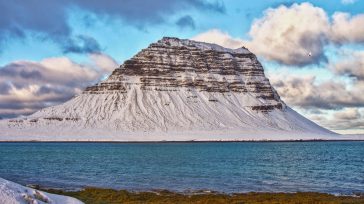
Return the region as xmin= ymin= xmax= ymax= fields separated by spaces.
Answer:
xmin=44 ymin=188 xmax=364 ymax=204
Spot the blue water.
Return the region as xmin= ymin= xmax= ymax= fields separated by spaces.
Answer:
xmin=0 ymin=142 xmax=363 ymax=194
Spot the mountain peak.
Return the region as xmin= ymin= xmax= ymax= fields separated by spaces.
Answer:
xmin=157 ymin=36 xmax=250 ymax=54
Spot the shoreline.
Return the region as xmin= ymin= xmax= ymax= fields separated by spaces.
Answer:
xmin=40 ymin=187 xmax=364 ymax=204
xmin=38 ymin=186 xmax=364 ymax=197
xmin=27 ymin=182 xmax=364 ymax=198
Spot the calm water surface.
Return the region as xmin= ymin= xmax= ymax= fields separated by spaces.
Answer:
xmin=0 ymin=141 xmax=363 ymax=194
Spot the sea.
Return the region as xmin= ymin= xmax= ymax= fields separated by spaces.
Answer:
xmin=0 ymin=141 xmax=363 ymax=195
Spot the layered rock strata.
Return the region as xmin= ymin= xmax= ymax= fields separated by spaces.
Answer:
xmin=84 ymin=37 xmax=284 ymax=112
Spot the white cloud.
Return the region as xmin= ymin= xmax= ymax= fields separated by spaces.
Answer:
xmin=269 ymin=71 xmax=364 ymax=110
xmin=332 ymin=50 xmax=364 ymax=80
xmin=333 ymin=108 xmax=361 ymax=120
xmin=90 ymin=53 xmax=119 ymax=72
xmin=245 ymin=3 xmax=330 ymax=65
xmin=191 ymin=29 xmax=244 ymax=49
xmin=192 ymin=3 xmax=330 ymax=65
xmin=192 ymin=3 xmax=364 ymax=66
xmin=38 ymin=57 xmax=101 ymax=85
xmin=300 ymin=107 xmax=364 ymax=133
xmin=320 ymin=107 xmax=364 ymax=133
xmin=330 ymin=12 xmax=364 ymax=44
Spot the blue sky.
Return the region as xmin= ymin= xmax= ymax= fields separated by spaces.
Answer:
xmin=3 ymin=0 xmax=363 ymax=66
xmin=1 ymin=0 xmax=364 ymax=133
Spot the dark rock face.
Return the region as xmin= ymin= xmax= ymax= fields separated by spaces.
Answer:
xmin=84 ymin=37 xmax=284 ymax=112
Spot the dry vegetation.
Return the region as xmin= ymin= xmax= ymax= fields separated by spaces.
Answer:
xmin=44 ymin=188 xmax=364 ymax=204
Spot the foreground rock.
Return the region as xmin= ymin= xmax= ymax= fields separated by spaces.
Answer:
xmin=0 ymin=37 xmax=339 ymax=141
xmin=0 ymin=178 xmax=83 ymax=204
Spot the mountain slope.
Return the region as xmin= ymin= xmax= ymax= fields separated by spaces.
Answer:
xmin=0 ymin=37 xmax=338 ymax=141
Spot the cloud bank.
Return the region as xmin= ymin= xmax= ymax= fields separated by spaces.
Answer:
xmin=266 ymin=49 xmax=364 ymax=132
xmin=0 ymin=53 xmax=117 ymax=118
xmin=193 ymin=3 xmax=364 ymax=66
xmin=0 ymin=0 xmax=225 ymax=53
xmin=0 ymin=0 xmax=224 ymax=35
xmin=269 ymin=74 xmax=364 ymax=110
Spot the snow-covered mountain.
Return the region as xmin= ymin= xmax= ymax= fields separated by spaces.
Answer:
xmin=0 ymin=37 xmax=339 ymax=141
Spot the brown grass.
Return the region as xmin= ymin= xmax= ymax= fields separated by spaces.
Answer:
xmin=43 ymin=188 xmax=364 ymax=204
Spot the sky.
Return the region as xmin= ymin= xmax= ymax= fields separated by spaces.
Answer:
xmin=0 ymin=0 xmax=364 ymax=134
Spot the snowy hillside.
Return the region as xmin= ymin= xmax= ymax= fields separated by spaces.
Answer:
xmin=0 ymin=37 xmax=341 ymax=141
xmin=0 ymin=177 xmax=83 ymax=204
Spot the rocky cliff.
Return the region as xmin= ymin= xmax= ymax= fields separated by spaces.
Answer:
xmin=84 ymin=37 xmax=283 ymax=112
